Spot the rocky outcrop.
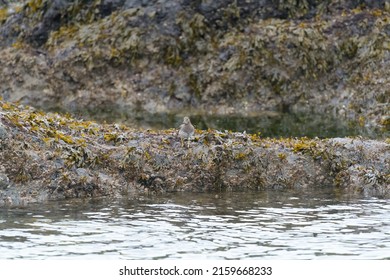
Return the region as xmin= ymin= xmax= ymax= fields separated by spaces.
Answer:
xmin=1 ymin=102 xmax=388 ymax=206
xmin=0 ymin=2 xmax=389 ymax=206
xmin=0 ymin=0 xmax=389 ymax=131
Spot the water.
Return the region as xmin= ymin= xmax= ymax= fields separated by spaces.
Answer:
xmin=68 ymin=109 xmax=388 ymax=139
xmin=1 ymin=189 xmax=389 ymax=260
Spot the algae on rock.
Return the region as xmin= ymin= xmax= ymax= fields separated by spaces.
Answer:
xmin=0 ymin=1 xmax=389 ymax=130
xmin=0 ymin=102 xmax=389 ymax=206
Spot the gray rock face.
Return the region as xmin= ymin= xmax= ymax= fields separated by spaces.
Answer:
xmin=0 ymin=173 xmax=9 ymax=189
xmin=0 ymin=123 xmax=7 ymax=140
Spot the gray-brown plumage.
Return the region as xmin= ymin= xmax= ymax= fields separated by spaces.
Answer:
xmin=177 ymin=116 xmax=195 ymax=147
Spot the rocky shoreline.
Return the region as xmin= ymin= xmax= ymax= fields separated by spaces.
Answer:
xmin=1 ymin=102 xmax=389 ymax=206
xmin=0 ymin=1 xmax=389 ymax=206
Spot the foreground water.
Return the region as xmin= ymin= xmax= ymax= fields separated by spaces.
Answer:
xmin=1 ymin=189 xmax=389 ymax=260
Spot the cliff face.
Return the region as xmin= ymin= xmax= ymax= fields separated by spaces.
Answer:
xmin=0 ymin=0 xmax=389 ymax=131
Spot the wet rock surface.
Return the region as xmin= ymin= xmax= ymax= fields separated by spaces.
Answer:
xmin=0 ymin=102 xmax=389 ymax=206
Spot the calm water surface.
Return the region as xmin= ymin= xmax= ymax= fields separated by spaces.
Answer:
xmin=68 ymin=110 xmax=388 ymax=139
xmin=1 ymin=189 xmax=389 ymax=260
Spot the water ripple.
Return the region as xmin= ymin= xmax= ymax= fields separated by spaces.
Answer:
xmin=0 ymin=190 xmax=389 ymax=259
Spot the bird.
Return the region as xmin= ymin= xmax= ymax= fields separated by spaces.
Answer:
xmin=177 ymin=116 xmax=195 ymax=147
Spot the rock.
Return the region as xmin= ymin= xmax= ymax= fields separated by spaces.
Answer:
xmin=0 ymin=2 xmax=390 ymax=206
xmin=0 ymin=173 xmax=9 ymax=189
xmin=0 ymin=124 xmax=7 ymax=140
xmin=0 ymin=1 xmax=387 ymax=131
xmin=76 ymin=168 xmax=89 ymax=178
xmin=0 ymin=103 xmax=388 ymax=207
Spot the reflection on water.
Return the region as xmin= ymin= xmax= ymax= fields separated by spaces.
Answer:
xmin=1 ymin=189 xmax=389 ymax=260
xmin=69 ymin=109 xmax=387 ymax=139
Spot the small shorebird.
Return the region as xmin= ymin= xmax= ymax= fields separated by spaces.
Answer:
xmin=177 ymin=116 xmax=195 ymax=147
